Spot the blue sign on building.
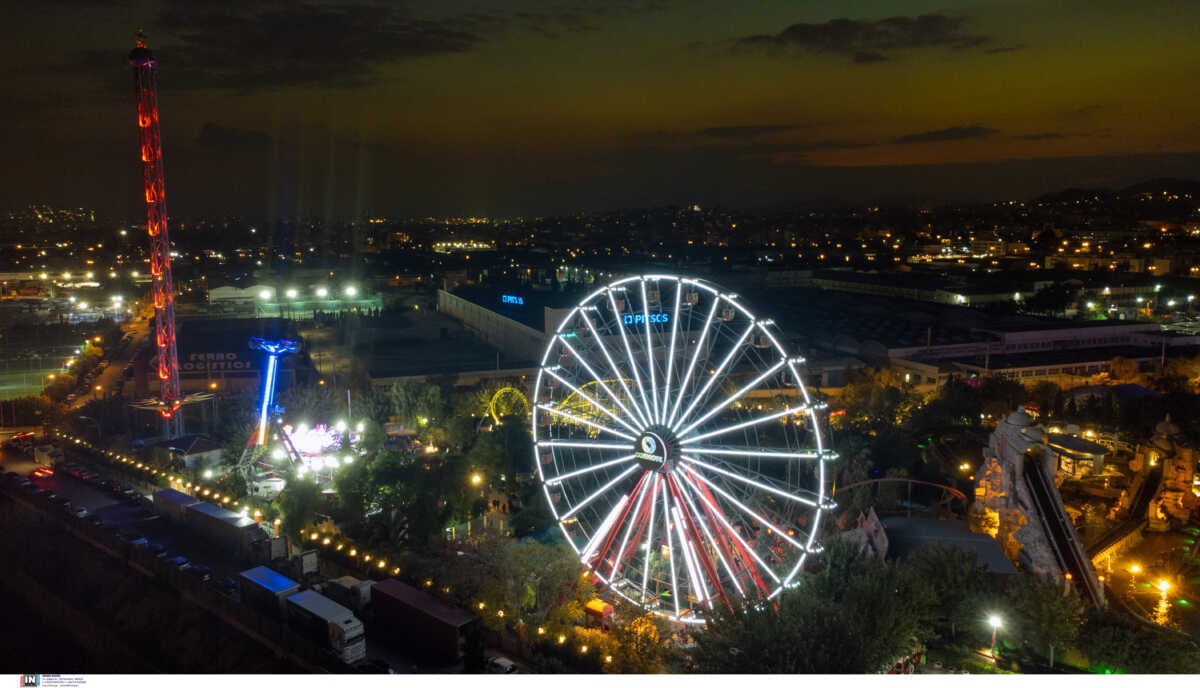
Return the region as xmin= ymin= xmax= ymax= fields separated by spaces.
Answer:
xmin=501 ymin=294 xmax=524 ymax=306
xmin=623 ymin=313 xmax=670 ymax=325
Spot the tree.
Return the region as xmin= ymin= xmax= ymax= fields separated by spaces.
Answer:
xmin=1005 ymin=572 xmax=1085 ymax=668
xmin=903 ymin=544 xmax=989 ymax=642
xmin=1110 ymin=356 xmax=1138 ymax=382
xmin=692 ymin=539 xmax=935 ymax=673
xmin=277 ymin=477 xmax=322 ymax=543
xmin=388 ymin=380 xmax=445 ymax=429
xmin=608 ymin=614 xmax=665 ymax=673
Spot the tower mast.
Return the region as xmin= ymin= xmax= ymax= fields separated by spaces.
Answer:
xmin=130 ymin=30 xmax=182 ymax=438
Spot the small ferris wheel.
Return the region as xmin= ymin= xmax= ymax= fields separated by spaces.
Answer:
xmin=532 ymin=275 xmax=835 ymax=623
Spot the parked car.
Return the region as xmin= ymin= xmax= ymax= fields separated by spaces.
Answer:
xmin=72 ymin=506 xmax=89 ymax=518
xmin=150 ymin=544 xmax=170 ymax=558
xmin=487 ymin=657 xmax=519 ymax=674
xmin=184 ymin=564 xmax=212 ymax=582
xmin=165 ymin=556 xmax=190 ymax=570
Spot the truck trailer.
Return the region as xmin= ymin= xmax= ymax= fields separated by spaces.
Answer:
xmin=152 ymin=488 xmax=199 ymax=523
xmin=286 ymin=589 xmax=367 ymax=664
xmin=370 ymin=578 xmax=479 ymax=664
xmin=183 ymin=501 xmax=266 ymax=556
xmin=238 ymin=566 xmax=301 ymax=617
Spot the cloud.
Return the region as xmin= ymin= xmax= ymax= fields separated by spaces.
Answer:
xmin=893 ymin=125 xmax=997 ymax=144
xmin=196 ymin=123 xmax=272 ymax=154
xmin=152 ymin=3 xmax=481 ymax=90
xmin=697 ymin=124 xmax=806 ymax=139
xmin=1017 ymin=132 xmax=1066 ymax=141
xmin=733 ymin=13 xmax=993 ymax=63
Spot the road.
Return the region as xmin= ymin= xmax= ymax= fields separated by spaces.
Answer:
xmin=72 ymin=317 xmax=150 ymax=408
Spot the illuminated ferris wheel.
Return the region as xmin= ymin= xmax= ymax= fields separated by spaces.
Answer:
xmin=532 ymin=275 xmax=835 ymax=624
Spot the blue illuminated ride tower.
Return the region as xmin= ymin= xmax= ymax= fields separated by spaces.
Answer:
xmin=249 ymin=337 xmax=299 ymax=446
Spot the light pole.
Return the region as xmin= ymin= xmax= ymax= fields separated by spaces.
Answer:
xmin=988 ymin=615 xmax=1003 ymax=656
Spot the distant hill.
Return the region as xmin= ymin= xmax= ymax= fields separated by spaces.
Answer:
xmin=1033 ymin=187 xmax=1111 ymax=204
xmin=1118 ymin=177 xmax=1200 ymax=197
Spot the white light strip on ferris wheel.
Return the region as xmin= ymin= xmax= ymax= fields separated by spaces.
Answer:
xmin=679 ymin=463 xmax=809 ymax=551
xmin=641 ymin=475 xmax=662 ymax=603
xmin=560 ymin=463 xmax=639 ymax=521
xmin=609 ymin=475 xmax=654 ymax=580
xmin=683 ymin=523 xmax=715 ymax=609
xmin=682 ymin=446 xmax=828 ymax=461
xmin=538 ymin=439 xmax=631 ymax=451
xmin=675 ymin=468 xmax=780 ymax=584
xmin=680 ymin=403 xmax=812 ymax=445
xmin=535 ymin=403 xmax=636 ymax=442
xmin=660 ymin=481 xmax=681 ymax=618
xmin=676 ymin=359 xmax=786 ymax=438
xmin=666 ymin=296 xmax=720 ymax=428
xmin=671 ymin=320 xmax=756 ymax=434
xmin=672 ymin=504 xmax=709 ymax=609
xmin=544 ymin=454 xmax=636 ymax=486
xmin=555 ymin=335 xmax=646 ymax=433
xmin=672 ymin=474 xmax=744 ymax=597
xmin=577 ymin=307 xmax=652 ymax=428
xmin=639 ymin=279 xmax=660 ymax=421
xmin=660 ymin=279 xmax=683 ymax=425
xmin=581 ymin=494 xmax=630 ymax=564
xmin=542 ymin=367 xmax=642 ymax=436
xmin=607 ymin=289 xmax=653 ymax=425
xmin=681 ymin=455 xmax=818 ymax=509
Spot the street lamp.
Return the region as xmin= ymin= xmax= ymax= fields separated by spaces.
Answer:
xmin=988 ymin=615 xmax=1002 ymax=656
xmin=471 ymin=473 xmax=483 ymax=486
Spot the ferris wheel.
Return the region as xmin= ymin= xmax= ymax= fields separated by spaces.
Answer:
xmin=531 ymin=274 xmax=835 ymax=623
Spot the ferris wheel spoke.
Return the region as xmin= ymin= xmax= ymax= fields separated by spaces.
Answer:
xmin=607 ymin=289 xmax=654 ymax=424
xmin=676 ymin=359 xmax=786 ymax=437
xmin=536 ymin=403 xmax=636 ymax=442
xmin=641 ymin=476 xmax=662 ymax=604
xmin=543 ymin=454 xmax=636 ymax=486
xmin=675 ymin=468 xmax=781 ymax=586
xmin=639 ymin=279 xmax=661 ymax=422
xmin=660 ymin=279 xmax=683 ymax=425
xmin=538 ymin=439 xmax=631 ymax=451
xmin=683 ymin=446 xmax=831 ymax=461
xmin=660 ymin=479 xmax=682 ymax=617
xmin=670 ymin=473 xmax=745 ymax=598
xmin=679 ymin=403 xmax=814 ymax=444
xmin=555 ymin=334 xmax=646 ymax=432
xmin=606 ymin=473 xmax=655 ymax=580
xmin=580 ymin=493 xmax=631 ymax=565
xmin=559 ymin=463 xmax=640 ymax=521
xmin=671 ymin=320 xmax=756 ymax=434
xmin=578 ymin=308 xmax=652 ymax=428
xmin=666 ymin=475 xmax=720 ymax=608
xmin=666 ymin=296 xmax=720 ymax=428
xmin=680 ymin=455 xmax=820 ymax=509
xmin=542 ymin=367 xmax=642 ymax=436
xmin=678 ymin=463 xmax=810 ymax=552
xmin=670 ymin=502 xmax=706 ymax=609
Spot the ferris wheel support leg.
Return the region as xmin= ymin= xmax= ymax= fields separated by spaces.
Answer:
xmin=679 ymin=469 xmax=773 ymax=598
xmin=589 ymin=472 xmax=650 ymax=574
xmin=665 ymin=474 xmax=730 ymax=609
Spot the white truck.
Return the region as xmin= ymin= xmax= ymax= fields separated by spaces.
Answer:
xmin=285 ymin=590 xmax=367 ymax=664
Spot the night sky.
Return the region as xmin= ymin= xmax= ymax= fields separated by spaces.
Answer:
xmin=3 ymin=0 xmax=1199 ymax=219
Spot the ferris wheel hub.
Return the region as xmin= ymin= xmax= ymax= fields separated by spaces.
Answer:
xmin=633 ymin=426 xmax=680 ymax=474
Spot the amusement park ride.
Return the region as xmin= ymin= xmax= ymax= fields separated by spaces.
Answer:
xmin=127 ymin=31 xmax=208 ymax=437
xmin=533 ymin=275 xmax=836 ymax=624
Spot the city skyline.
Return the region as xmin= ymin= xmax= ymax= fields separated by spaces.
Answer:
xmin=2 ymin=0 xmax=1199 ymax=219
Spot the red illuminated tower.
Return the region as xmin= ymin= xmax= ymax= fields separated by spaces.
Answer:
xmin=130 ymin=30 xmax=182 ymax=437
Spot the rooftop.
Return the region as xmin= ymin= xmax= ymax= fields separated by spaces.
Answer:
xmin=881 ymin=517 xmax=1017 ymax=575
xmin=240 ymin=566 xmax=300 ymax=594
xmin=372 ymin=578 xmax=477 ymax=628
